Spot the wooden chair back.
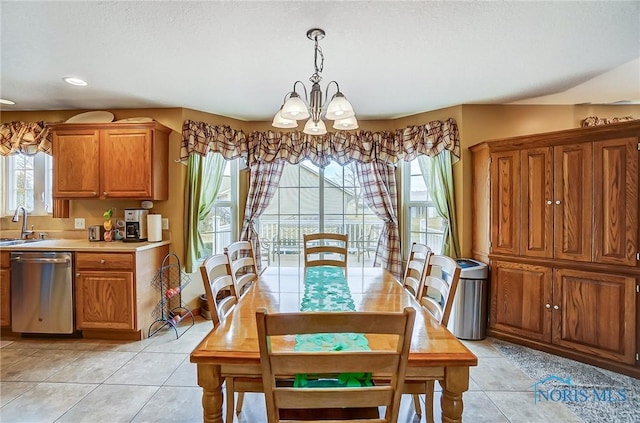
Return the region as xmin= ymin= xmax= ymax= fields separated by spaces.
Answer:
xmin=225 ymin=240 xmax=259 ymax=297
xmin=303 ymin=233 xmax=349 ymax=270
xmin=420 ymin=254 xmax=461 ymax=326
xmin=255 ymin=307 xmax=415 ymax=423
xmin=199 ymin=254 xmax=237 ymax=326
xmin=402 ymin=243 xmax=432 ymax=299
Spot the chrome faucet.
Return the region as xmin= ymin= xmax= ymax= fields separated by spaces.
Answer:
xmin=12 ymin=206 xmax=34 ymax=239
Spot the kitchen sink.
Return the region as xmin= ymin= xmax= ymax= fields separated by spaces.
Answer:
xmin=0 ymin=238 xmax=44 ymax=246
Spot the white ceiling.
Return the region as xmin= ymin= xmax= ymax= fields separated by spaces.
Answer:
xmin=2 ymin=1 xmax=639 ymax=121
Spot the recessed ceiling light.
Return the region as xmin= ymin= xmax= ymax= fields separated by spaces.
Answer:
xmin=0 ymin=98 xmax=16 ymax=105
xmin=63 ymin=77 xmax=88 ymax=86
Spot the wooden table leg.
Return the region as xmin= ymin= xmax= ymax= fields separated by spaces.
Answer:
xmin=440 ymin=366 xmax=469 ymax=423
xmin=197 ymin=363 xmax=223 ymax=423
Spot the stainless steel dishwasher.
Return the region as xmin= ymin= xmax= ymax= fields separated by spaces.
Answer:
xmin=11 ymin=251 xmax=74 ymax=334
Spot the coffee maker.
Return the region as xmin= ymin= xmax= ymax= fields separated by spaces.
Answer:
xmin=124 ymin=209 xmax=149 ymax=242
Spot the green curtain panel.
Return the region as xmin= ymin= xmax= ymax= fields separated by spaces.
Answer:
xmin=184 ymin=153 xmax=225 ymax=273
xmin=418 ymin=151 xmax=461 ymax=258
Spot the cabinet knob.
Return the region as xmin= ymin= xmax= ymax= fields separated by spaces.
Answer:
xmin=92 ymin=192 xmax=97 ymax=197
xmin=76 ymin=273 xmax=80 ymax=277
xmin=546 ymin=200 xmax=553 ymax=205
xmin=103 ymin=192 xmax=108 ymax=196
xmin=100 ymin=259 xmax=105 ymax=264
xmin=553 ymin=305 xmax=559 ymax=310
xmin=555 ymin=200 xmax=561 ymax=205
xmin=545 ymin=303 xmax=551 ymax=309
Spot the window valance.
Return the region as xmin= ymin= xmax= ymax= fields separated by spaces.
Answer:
xmin=0 ymin=121 xmax=52 ymax=156
xmin=181 ymin=118 xmax=460 ymax=167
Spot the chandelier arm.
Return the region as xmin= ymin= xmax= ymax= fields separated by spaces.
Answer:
xmin=292 ymin=80 xmax=309 ymax=103
xmin=324 ymin=80 xmax=341 ymax=101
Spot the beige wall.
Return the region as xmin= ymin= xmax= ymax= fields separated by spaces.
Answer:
xmin=2 ymin=105 xmax=639 ymax=308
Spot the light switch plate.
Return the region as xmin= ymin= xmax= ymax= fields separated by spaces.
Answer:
xmin=162 ymin=218 xmax=169 ymax=230
xmin=74 ymin=218 xmax=85 ymax=229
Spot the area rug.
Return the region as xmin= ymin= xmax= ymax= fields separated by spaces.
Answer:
xmin=489 ymin=338 xmax=640 ymax=423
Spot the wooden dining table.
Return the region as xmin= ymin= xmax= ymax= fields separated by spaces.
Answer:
xmin=190 ymin=266 xmax=478 ymax=422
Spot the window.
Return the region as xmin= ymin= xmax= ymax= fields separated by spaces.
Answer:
xmin=404 ymin=158 xmax=446 ymax=254
xmin=260 ymin=160 xmax=380 ymax=269
xmin=198 ymin=158 xmax=238 ymax=256
xmin=2 ymin=152 xmax=52 ymax=216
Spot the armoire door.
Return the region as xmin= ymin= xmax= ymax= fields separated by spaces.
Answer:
xmin=490 ymin=151 xmax=521 ymax=255
xmin=593 ymin=137 xmax=638 ymax=266
xmin=553 ymin=143 xmax=593 ymax=261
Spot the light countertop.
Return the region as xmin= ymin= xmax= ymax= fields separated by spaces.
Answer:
xmin=0 ymin=239 xmax=171 ymax=252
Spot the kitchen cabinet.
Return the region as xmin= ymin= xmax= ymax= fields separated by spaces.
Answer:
xmin=472 ymin=120 xmax=640 ymax=378
xmin=75 ymin=245 xmax=169 ymax=340
xmin=0 ymin=252 xmax=10 ymax=327
xmin=51 ymin=122 xmax=170 ymax=200
xmin=491 ymin=261 xmax=636 ymax=364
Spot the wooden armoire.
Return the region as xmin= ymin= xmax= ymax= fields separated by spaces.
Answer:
xmin=471 ymin=120 xmax=639 ymax=378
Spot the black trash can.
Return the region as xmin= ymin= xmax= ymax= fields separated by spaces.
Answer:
xmin=446 ymin=258 xmax=489 ymax=340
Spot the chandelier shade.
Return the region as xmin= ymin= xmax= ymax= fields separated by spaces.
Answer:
xmin=333 ymin=115 xmax=359 ymax=130
xmin=281 ymin=93 xmax=310 ymax=120
xmin=272 ymin=28 xmax=357 ymax=135
xmin=272 ymin=108 xmax=298 ymax=128
xmin=325 ymin=93 xmax=355 ymax=120
xmin=303 ymin=118 xmax=327 ymax=135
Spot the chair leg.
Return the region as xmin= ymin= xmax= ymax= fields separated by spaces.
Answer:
xmin=412 ymin=393 xmax=422 ymax=416
xmin=225 ymin=378 xmax=235 ymax=423
xmin=426 ymin=380 xmax=435 ymax=423
xmin=236 ymin=392 xmax=245 ymax=414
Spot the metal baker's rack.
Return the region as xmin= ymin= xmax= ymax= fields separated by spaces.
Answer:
xmin=148 ymin=253 xmax=194 ymax=339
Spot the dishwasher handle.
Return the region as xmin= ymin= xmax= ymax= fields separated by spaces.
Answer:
xmin=11 ymin=256 xmax=71 ymax=264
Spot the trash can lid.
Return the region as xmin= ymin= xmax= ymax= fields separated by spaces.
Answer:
xmin=455 ymin=258 xmax=488 ymax=278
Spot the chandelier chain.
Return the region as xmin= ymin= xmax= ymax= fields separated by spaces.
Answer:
xmin=310 ymin=37 xmax=324 ymax=84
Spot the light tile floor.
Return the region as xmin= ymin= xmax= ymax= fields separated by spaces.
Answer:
xmin=0 ymin=317 xmax=582 ymax=423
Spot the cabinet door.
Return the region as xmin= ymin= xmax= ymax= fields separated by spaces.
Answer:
xmin=489 ymin=261 xmax=552 ymax=342
xmin=100 ymin=129 xmax=153 ymax=198
xmin=53 ymin=130 xmax=100 ymax=198
xmin=554 ymin=143 xmax=593 ymax=261
xmin=0 ymin=268 xmax=10 ymax=327
xmin=76 ymin=271 xmax=135 ymax=330
xmin=593 ymin=137 xmax=638 ymax=266
xmin=553 ymin=269 xmax=636 ymax=364
xmin=490 ymin=151 xmax=521 ymax=255
xmin=521 ymin=147 xmax=553 ymax=257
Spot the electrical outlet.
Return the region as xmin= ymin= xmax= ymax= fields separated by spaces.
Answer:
xmin=162 ymin=218 xmax=169 ymax=230
xmin=74 ymin=218 xmax=85 ymax=229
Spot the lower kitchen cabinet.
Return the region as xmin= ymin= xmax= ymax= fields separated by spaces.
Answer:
xmin=490 ymin=260 xmax=637 ymax=367
xmin=1 ymin=252 xmax=10 ymax=327
xmin=76 ymin=269 xmax=135 ymax=331
xmin=75 ymin=245 xmax=169 ymax=340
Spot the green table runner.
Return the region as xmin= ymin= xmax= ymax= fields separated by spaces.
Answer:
xmin=294 ymin=266 xmax=372 ymax=388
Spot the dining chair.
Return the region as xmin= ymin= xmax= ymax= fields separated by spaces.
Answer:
xmin=302 ymin=232 xmax=349 ymax=270
xmin=402 ymin=242 xmax=432 ymax=299
xmin=255 ymin=307 xmax=416 ymax=423
xmin=199 ymin=254 xmax=242 ymax=423
xmin=411 ymin=254 xmax=461 ymax=422
xmin=225 ymin=240 xmax=259 ymax=297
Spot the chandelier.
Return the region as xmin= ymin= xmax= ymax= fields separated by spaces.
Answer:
xmin=272 ymin=28 xmax=358 ymax=135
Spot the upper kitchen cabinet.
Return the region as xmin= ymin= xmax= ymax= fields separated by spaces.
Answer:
xmin=50 ymin=122 xmax=170 ymax=200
